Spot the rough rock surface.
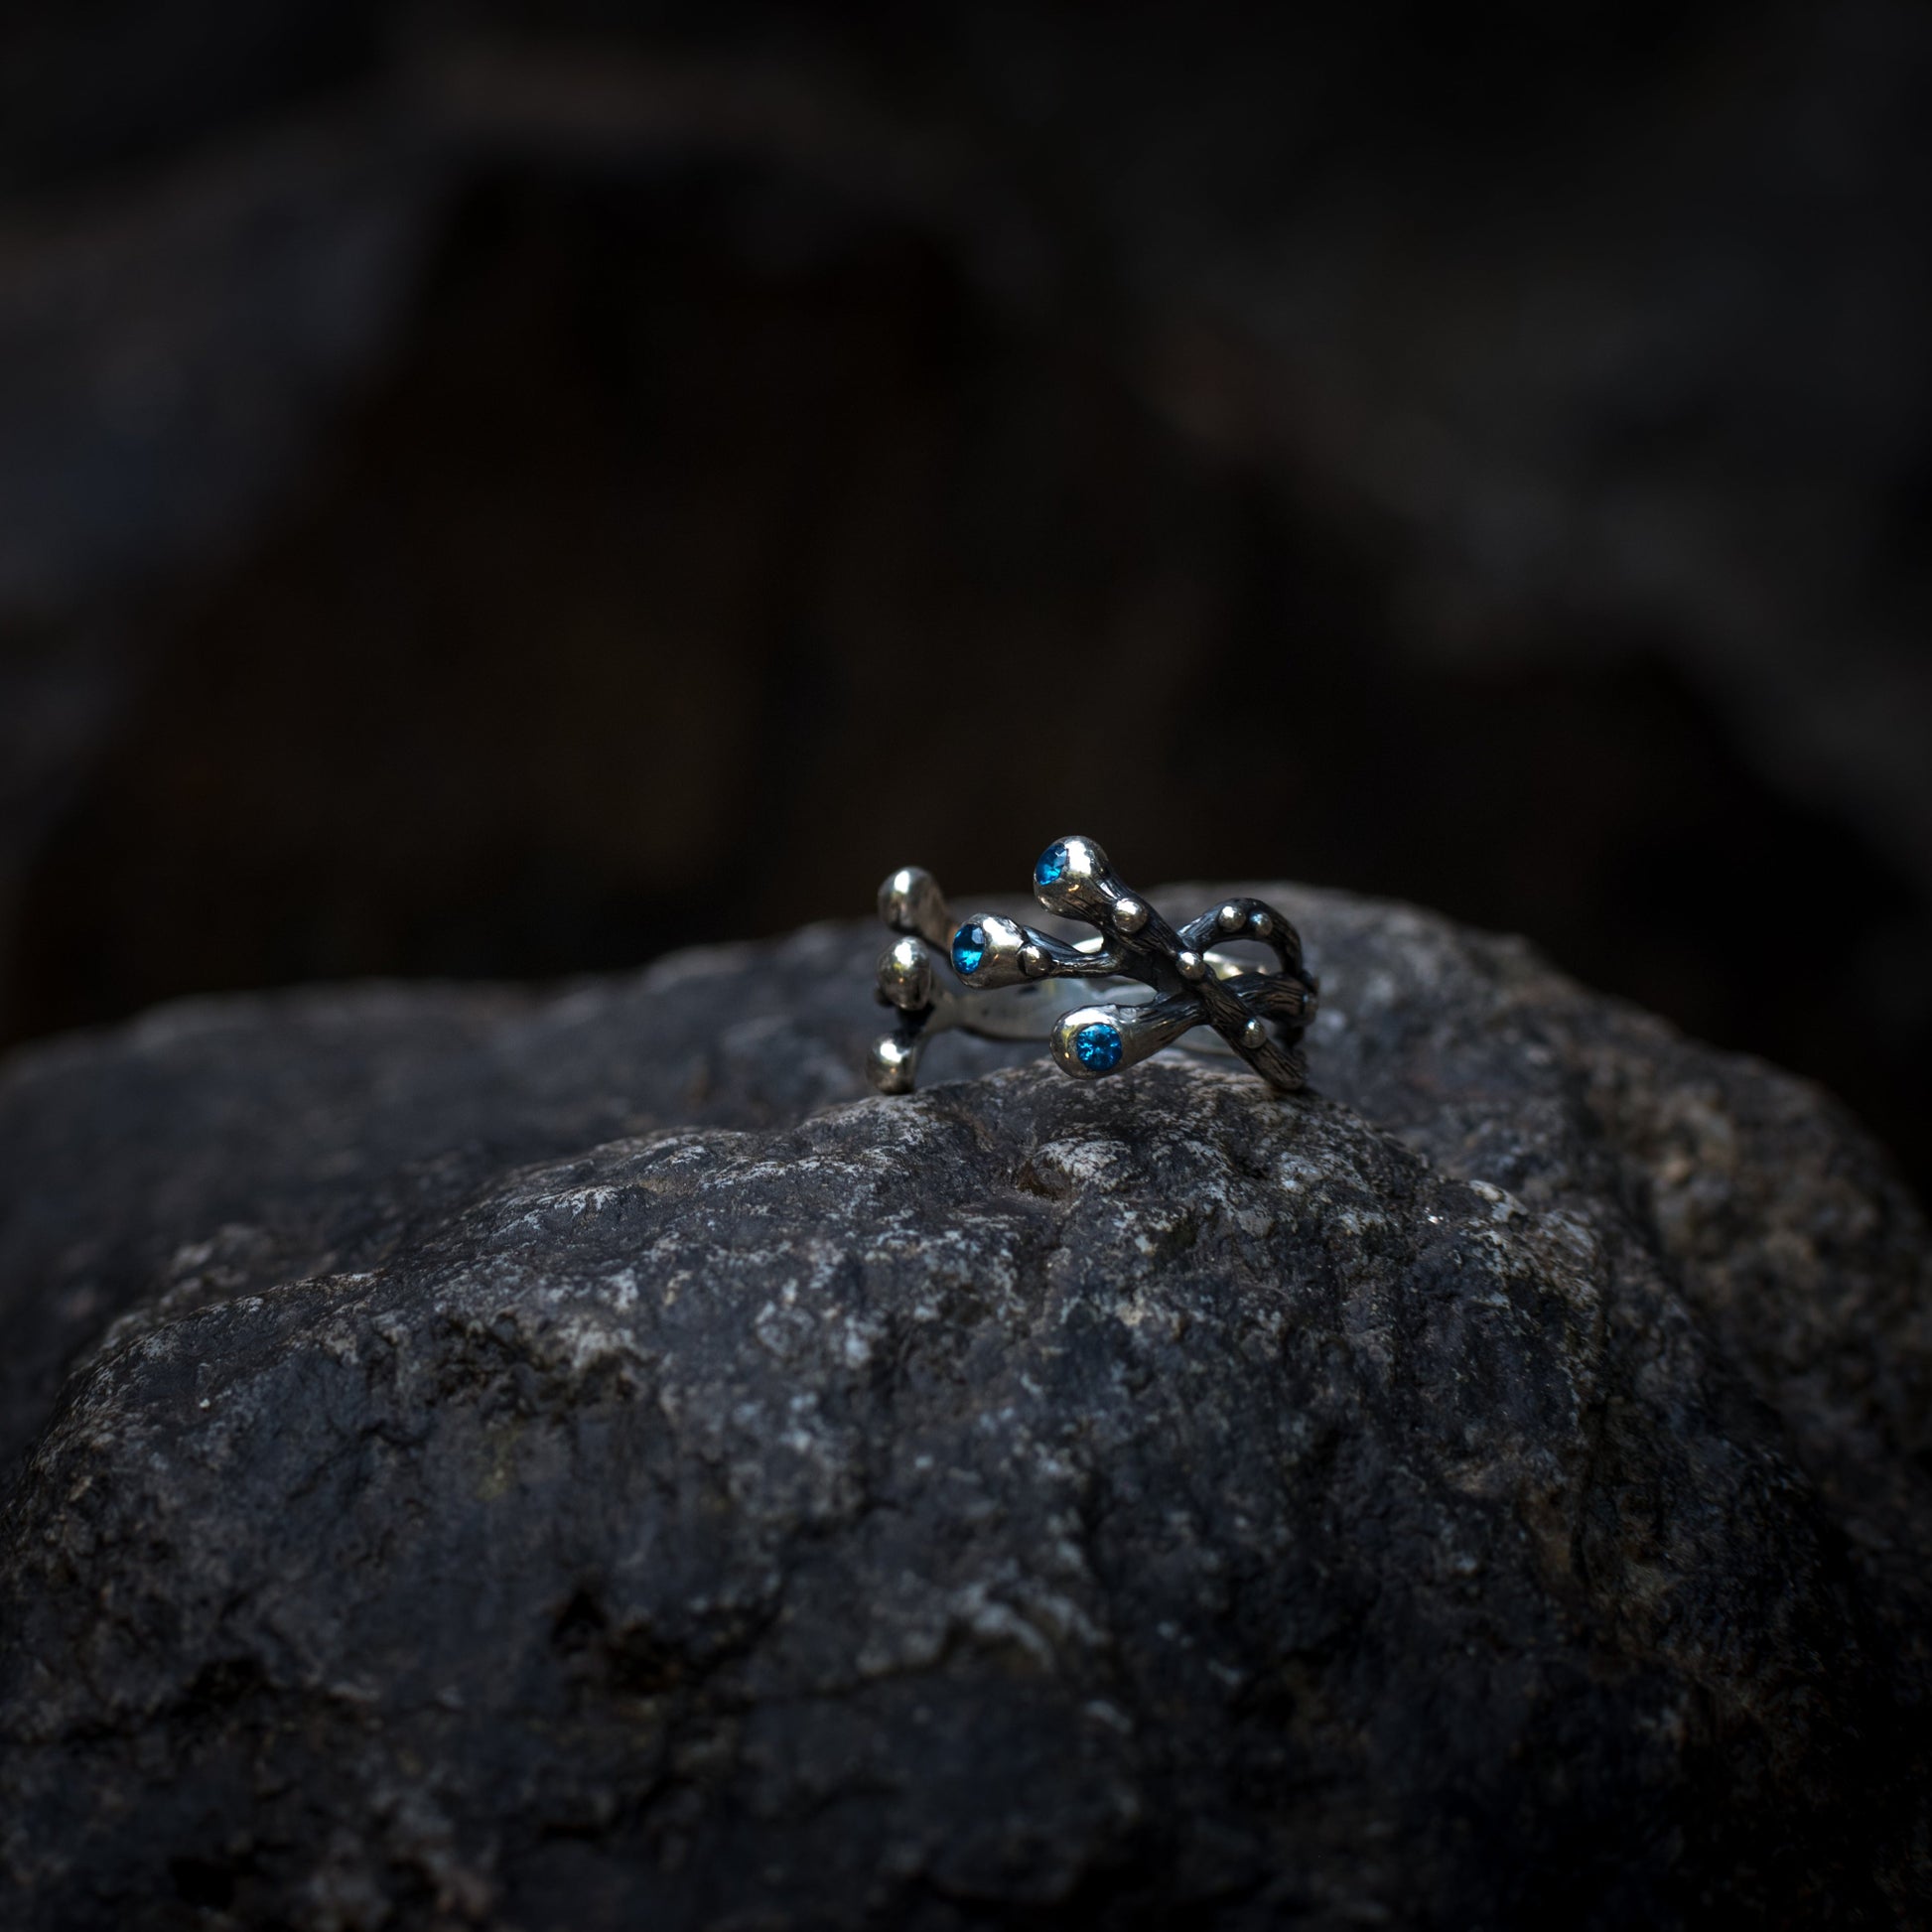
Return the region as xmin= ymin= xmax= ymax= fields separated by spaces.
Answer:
xmin=1 ymin=886 xmax=1928 ymax=1930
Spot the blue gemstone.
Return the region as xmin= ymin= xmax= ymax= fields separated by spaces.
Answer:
xmin=952 ymin=921 xmax=988 ymax=977
xmin=1035 ymin=841 xmax=1070 ymax=887
xmin=1073 ymin=1021 xmax=1123 ymax=1072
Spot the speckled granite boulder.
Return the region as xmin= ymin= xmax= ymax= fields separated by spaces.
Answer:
xmin=1 ymin=887 xmax=1927 ymax=1929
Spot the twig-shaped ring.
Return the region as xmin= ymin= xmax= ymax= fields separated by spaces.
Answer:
xmin=867 ymin=836 xmax=1317 ymax=1094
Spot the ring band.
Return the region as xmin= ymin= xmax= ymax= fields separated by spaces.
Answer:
xmin=867 ymin=836 xmax=1317 ymax=1094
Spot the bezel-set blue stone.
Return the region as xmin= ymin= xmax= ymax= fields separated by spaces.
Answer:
xmin=1072 ymin=1021 xmax=1123 ymax=1072
xmin=952 ymin=921 xmax=988 ymax=977
xmin=1035 ymin=841 xmax=1070 ymax=888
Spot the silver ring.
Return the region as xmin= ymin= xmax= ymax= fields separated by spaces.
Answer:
xmin=867 ymin=835 xmax=1317 ymax=1095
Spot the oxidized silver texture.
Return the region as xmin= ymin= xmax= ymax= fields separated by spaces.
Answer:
xmin=868 ymin=835 xmax=1317 ymax=1094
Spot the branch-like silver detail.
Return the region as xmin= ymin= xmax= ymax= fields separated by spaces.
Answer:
xmin=867 ymin=837 xmax=1317 ymax=1094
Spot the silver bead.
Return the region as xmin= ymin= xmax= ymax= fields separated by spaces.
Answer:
xmin=1241 ymin=1018 xmax=1268 ymax=1050
xmin=1176 ymin=950 xmax=1207 ymax=981
xmin=1113 ymin=897 xmax=1149 ymax=934
xmin=876 ymin=936 xmax=933 ymax=1012
xmin=877 ymin=867 xmax=953 ymax=948
xmin=1217 ymin=902 xmax=1245 ymax=933
xmin=867 ymin=1035 xmax=918 ymax=1094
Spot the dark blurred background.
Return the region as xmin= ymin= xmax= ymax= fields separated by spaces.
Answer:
xmin=1 ymin=2 xmax=1929 ymax=1197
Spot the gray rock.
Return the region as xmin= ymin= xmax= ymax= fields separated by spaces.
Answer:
xmin=1 ymin=886 xmax=1927 ymax=1929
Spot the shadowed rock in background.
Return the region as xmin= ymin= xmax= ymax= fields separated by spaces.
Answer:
xmin=1 ymin=2 xmax=1930 ymax=1199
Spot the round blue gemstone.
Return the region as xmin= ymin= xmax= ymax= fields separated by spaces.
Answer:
xmin=1073 ymin=1021 xmax=1123 ymax=1072
xmin=1035 ymin=841 xmax=1070 ymax=887
xmin=952 ymin=922 xmax=988 ymax=977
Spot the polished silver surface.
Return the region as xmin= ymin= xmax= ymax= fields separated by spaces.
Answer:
xmin=867 ymin=837 xmax=1318 ymax=1094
